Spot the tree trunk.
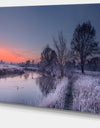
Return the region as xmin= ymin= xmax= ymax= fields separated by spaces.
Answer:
xmin=81 ymin=64 xmax=84 ymax=74
xmin=60 ymin=65 xmax=64 ymax=77
xmin=81 ymin=57 xmax=85 ymax=74
xmin=61 ymin=69 xmax=64 ymax=77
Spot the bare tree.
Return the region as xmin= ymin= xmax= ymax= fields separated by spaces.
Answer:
xmin=53 ymin=32 xmax=68 ymax=77
xmin=71 ymin=21 xmax=99 ymax=74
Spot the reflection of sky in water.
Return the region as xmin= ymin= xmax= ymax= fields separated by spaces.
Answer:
xmin=0 ymin=72 xmax=43 ymax=106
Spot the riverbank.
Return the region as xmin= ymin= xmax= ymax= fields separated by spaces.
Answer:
xmin=0 ymin=62 xmax=100 ymax=113
xmin=0 ymin=63 xmax=24 ymax=76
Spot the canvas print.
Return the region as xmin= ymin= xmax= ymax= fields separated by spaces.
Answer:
xmin=0 ymin=4 xmax=100 ymax=114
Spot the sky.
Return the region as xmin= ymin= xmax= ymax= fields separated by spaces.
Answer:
xmin=0 ymin=4 xmax=100 ymax=63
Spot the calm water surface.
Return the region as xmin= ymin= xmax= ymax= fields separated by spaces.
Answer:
xmin=0 ymin=72 xmax=43 ymax=106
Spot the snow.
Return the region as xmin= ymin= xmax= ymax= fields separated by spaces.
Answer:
xmin=40 ymin=77 xmax=68 ymax=109
xmin=74 ymin=70 xmax=100 ymax=76
xmin=0 ymin=63 xmax=25 ymax=76
xmin=72 ymin=74 xmax=100 ymax=113
xmin=0 ymin=63 xmax=23 ymax=70
xmin=0 ymin=62 xmax=100 ymax=113
xmin=39 ymin=70 xmax=100 ymax=113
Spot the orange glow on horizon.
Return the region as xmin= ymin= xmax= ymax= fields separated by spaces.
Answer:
xmin=0 ymin=48 xmax=39 ymax=63
xmin=0 ymin=38 xmax=40 ymax=63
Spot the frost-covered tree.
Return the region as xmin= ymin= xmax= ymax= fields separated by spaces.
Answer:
xmin=53 ymin=32 xmax=68 ymax=77
xmin=40 ymin=45 xmax=57 ymax=74
xmin=71 ymin=21 xmax=99 ymax=74
xmin=41 ymin=45 xmax=57 ymax=65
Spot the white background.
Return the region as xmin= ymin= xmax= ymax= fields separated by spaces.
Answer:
xmin=0 ymin=0 xmax=100 ymax=128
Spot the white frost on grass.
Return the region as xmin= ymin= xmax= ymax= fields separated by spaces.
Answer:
xmin=74 ymin=70 xmax=100 ymax=76
xmin=0 ymin=63 xmax=23 ymax=70
xmin=72 ymin=75 xmax=100 ymax=113
xmin=40 ymin=77 xmax=68 ymax=109
xmin=40 ymin=72 xmax=100 ymax=113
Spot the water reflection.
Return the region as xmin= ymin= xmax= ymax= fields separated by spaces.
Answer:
xmin=37 ymin=74 xmax=56 ymax=96
xmin=0 ymin=71 xmax=40 ymax=80
xmin=0 ymin=71 xmax=57 ymax=107
xmin=0 ymin=71 xmax=43 ymax=106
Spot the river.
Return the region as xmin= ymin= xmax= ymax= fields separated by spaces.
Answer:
xmin=0 ymin=72 xmax=43 ymax=106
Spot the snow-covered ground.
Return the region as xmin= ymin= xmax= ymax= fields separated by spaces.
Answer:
xmin=72 ymin=73 xmax=100 ymax=113
xmin=40 ymin=77 xmax=68 ymax=108
xmin=0 ymin=63 xmax=38 ymax=75
xmin=74 ymin=70 xmax=100 ymax=76
xmin=39 ymin=70 xmax=100 ymax=113
xmin=0 ymin=63 xmax=24 ymax=75
xmin=0 ymin=63 xmax=23 ymax=70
